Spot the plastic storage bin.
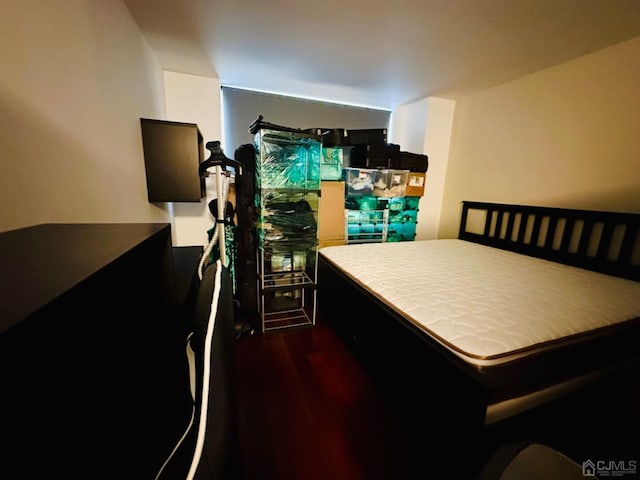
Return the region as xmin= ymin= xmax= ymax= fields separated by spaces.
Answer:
xmin=387 ymin=197 xmax=406 ymax=223
xmin=344 ymin=195 xmax=386 ymax=211
xmin=254 ymin=129 xmax=321 ymax=190
xmin=345 ymin=209 xmax=387 ymax=243
xmin=320 ymin=147 xmax=344 ymax=181
xmin=387 ymin=221 xmax=417 ymax=242
xmin=257 ymin=190 xmax=319 ymax=248
xmin=405 ymin=196 xmax=420 ymax=211
xmin=373 ymin=169 xmax=409 ymax=198
xmin=343 ymin=167 xmax=377 ymax=196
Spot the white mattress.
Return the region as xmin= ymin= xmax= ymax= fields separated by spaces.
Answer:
xmin=319 ymin=239 xmax=640 ymax=367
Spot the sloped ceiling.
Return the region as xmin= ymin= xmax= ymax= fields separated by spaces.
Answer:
xmin=124 ymin=0 xmax=640 ymax=109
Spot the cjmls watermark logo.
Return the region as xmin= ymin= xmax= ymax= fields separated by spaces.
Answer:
xmin=582 ymin=458 xmax=638 ymax=477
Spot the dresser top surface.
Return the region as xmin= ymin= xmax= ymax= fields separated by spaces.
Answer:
xmin=0 ymin=223 xmax=171 ymax=333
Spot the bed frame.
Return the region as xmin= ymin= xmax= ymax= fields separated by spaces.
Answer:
xmin=317 ymin=201 xmax=640 ymax=474
xmin=458 ymin=201 xmax=639 ymax=281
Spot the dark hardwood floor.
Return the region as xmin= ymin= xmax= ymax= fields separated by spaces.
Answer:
xmin=234 ymin=313 xmax=405 ymax=480
xmin=234 ymin=311 xmax=640 ymax=480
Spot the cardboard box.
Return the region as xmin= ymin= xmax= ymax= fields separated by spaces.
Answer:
xmin=405 ymin=172 xmax=426 ymax=197
xmin=318 ymin=181 xmax=346 ymax=247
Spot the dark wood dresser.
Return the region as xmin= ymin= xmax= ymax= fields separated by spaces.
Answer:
xmin=0 ymin=223 xmax=193 ymax=478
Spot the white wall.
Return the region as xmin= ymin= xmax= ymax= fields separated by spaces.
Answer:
xmin=162 ymin=71 xmax=223 ymax=246
xmin=440 ymin=36 xmax=640 ymax=238
xmin=6 ymin=0 xmax=635 ymax=251
xmin=391 ymin=97 xmax=455 ymax=239
xmin=0 ymin=0 xmax=168 ymax=232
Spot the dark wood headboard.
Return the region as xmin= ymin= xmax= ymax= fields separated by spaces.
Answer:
xmin=459 ymin=201 xmax=640 ymax=281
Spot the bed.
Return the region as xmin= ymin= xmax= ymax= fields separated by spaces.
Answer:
xmin=317 ymin=201 xmax=640 ymax=437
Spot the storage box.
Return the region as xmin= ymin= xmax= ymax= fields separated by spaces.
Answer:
xmin=404 ymin=196 xmax=420 ymax=211
xmin=345 ymin=210 xmax=385 ymax=226
xmin=270 ymin=251 xmax=307 ymax=272
xmin=257 ymin=190 xmax=319 ymax=248
xmin=402 ymin=209 xmax=418 ymax=223
xmin=373 ymin=169 xmax=409 ymax=198
xmin=399 ymin=151 xmax=429 ymax=172
xmin=305 ymin=128 xmax=347 ymax=147
xmin=318 ymin=181 xmax=346 ymax=248
xmin=345 ymin=209 xmax=386 ymax=243
xmin=346 ymin=128 xmax=387 ymax=146
xmin=401 ymin=222 xmax=417 ymax=240
xmin=320 ymin=147 xmax=344 ymax=180
xmin=387 ymin=222 xmax=416 ymax=242
xmin=254 ymin=129 xmax=321 ymax=190
xmin=344 ymin=195 xmax=385 ymax=211
xmin=343 ymin=167 xmax=377 ymax=196
xmin=405 ymin=172 xmax=426 ymax=197
xmin=348 ymin=144 xmax=401 ymax=169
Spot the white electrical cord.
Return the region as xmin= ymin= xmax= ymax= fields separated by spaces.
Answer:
xmin=154 ymin=258 xmax=223 ymax=479
xmin=185 ymin=260 xmax=222 ymax=480
xmin=154 ymin=332 xmax=196 ymax=480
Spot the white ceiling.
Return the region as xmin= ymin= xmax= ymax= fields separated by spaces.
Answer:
xmin=124 ymin=0 xmax=640 ymax=110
